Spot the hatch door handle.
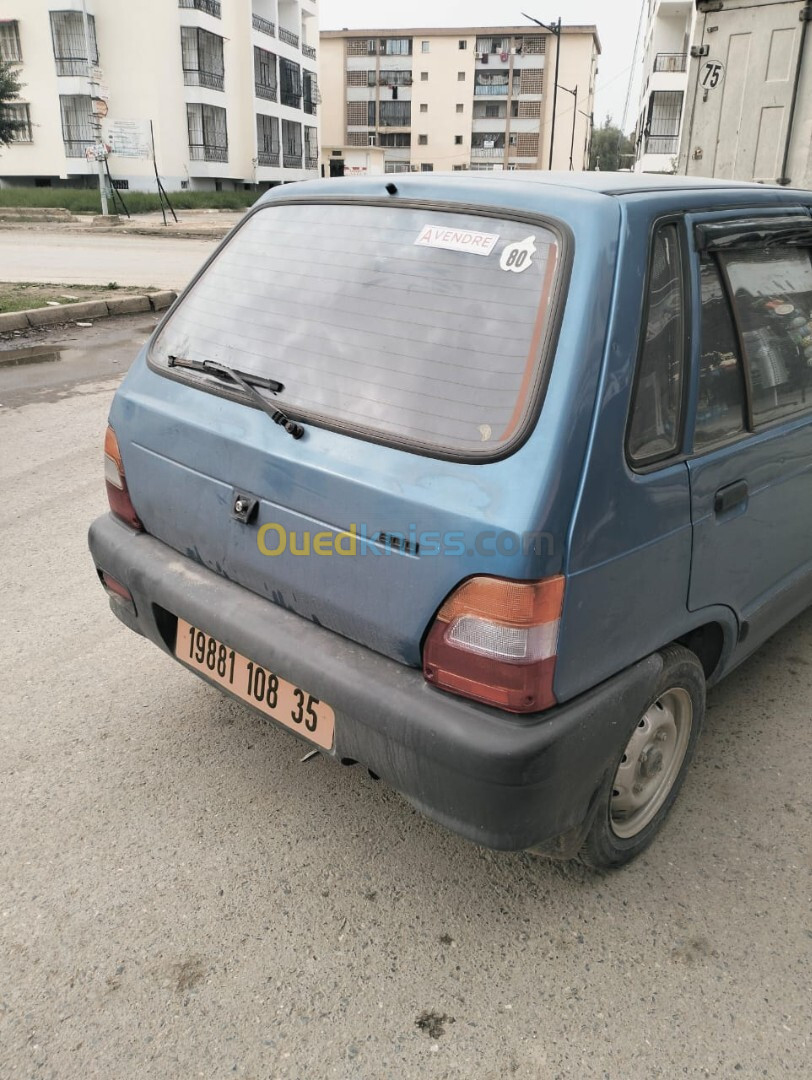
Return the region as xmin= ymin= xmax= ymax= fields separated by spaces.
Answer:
xmin=714 ymin=480 xmax=748 ymax=516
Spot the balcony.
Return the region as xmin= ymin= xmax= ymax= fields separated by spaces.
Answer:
xmin=255 ymin=82 xmax=277 ymax=101
xmin=184 ymin=69 xmax=224 ymax=91
xmin=189 ymin=144 xmax=228 ymax=162
xmin=302 ymin=43 xmax=316 ymax=60
xmin=653 ymin=52 xmax=687 ymax=73
xmin=283 ymin=152 xmax=303 ymax=168
xmin=279 ymin=27 xmax=300 ymax=48
xmin=471 ymin=146 xmax=504 ymax=158
xmin=252 ymin=14 xmax=276 ymax=37
xmin=474 ymin=83 xmax=510 ymax=97
xmin=178 ymin=0 xmax=221 ymax=16
xmin=257 ymin=149 xmax=280 ymax=166
xmin=645 ymin=135 xmax=678 ymax=155
xmin=281 ymin=91 xmax=301 ymax=108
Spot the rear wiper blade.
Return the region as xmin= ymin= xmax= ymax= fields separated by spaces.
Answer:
xmin=167 ymin=355 xmax=304 ymax=440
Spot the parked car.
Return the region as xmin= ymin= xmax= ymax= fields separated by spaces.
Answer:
xmin=89 ymin=172 xmax=812 ymax=868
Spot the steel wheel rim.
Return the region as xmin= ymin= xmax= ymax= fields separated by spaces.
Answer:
xmin=610 ymin=687 xmax=693 ymax=839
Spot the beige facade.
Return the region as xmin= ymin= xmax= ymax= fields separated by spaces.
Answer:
xmin=0 ymin=0 xmax=320 ymax=191
xmin=319 ymin=25 xmax=599 ymax=175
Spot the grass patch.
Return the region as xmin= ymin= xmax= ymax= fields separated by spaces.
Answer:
xmin=0 ymin=188 xmax=259 ymax=214
xmin=0 ymin=281 xmax=153 ymax=313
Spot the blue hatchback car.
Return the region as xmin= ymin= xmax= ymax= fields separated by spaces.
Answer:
xmin=89 ymin=172 xmax=812 ymax=868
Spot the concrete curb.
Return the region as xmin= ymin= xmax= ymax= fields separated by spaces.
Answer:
xmin=0 ymin=290 xmax=177 ymax=335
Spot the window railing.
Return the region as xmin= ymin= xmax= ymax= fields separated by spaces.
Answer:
xmin=279 ymin=27 xmax=299 ymax=48
xmin=63 ymin=139 xmax=93 ymax=158
xmin=302 ymin=43 xmax=316 ymax=60
xmin=252 ymin=14 xmax=276 ymax=37
xmin=653 ymin=52 xmax=687 ymax=73
xmin=474 ymin=83 xmax=510 ymax=96
xmin=283 ymin=151 xmax=302 ymax=168
xmin=189 ymin=144 xmax=228 ymax=162
xmin=281 ymin=90 xmax=301 ymax=107
xmin=645 ymin=135 xmax=678 ymax=154
xmin=178 ymin=0 xmax=222 ymax=17
xmin=184 ymin=69 xmax=224 ymax=90
xmin=305 ymin=154 xmax=318 ymax=169
xmin=258 ymin=149 xmax=280 ymax=166
xmin=255 ymin=82 xmax=277 ymax=101
xmin=471 ymin=146 xmax=504 ymax=157
xmin=303 ymin=98 xmax=317 ymax=115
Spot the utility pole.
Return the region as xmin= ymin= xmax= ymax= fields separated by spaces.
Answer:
xmin=522 ymin=13 xmax=561 ymax=170
xmin=558 ymin=83 xmax=578 ymax=169
xmin=81 ymin=0 xmax=108 ymax=215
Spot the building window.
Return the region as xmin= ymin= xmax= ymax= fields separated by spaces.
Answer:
xmin=378 ymin=69 xmax=412 ymax=87
xmin=456 ymin=103 xmax=464 ymax=113
xmin=178 ymin=0 xmax=222 ymax=17
xmin=457 ymin=71 xmax=465 ymax=81
xmin=347 ymin=38 xmax=376 ymax=56
xmin=254 ymin=46 xmax=277 ymax=101
xmin=485 ymin=104 xmax=502 ymax=118
xmin=256 ymin=112 xmax=280 ymax=166
xmin=186 ymin=102 xmax=228 ymax=162
xmin=458 ymin=40 xmax=467 ymax=50
xmin=346 ymin=69 xmax=369 ymax=87
xmin=6 ymin=102 xmax=32 ymax=142
xmin=50 ymin=11 xmax=98 ymax=76
xmin=645 ymin=91 xmax=683 ymax=155
xmin=379 ymin=101 xmax=411 ymax=127
xmin=381 ymin=38 xmax=412 ymax=56
xmin=0 ymin=20 xmax=22 ymax=62
xmin=59 ymin=94 xmax=93 ymax=156
xmin=181 ymin=27 xmax=225 ymax=91
xmin=378 ymin=133 xmax=411 ymax=147
xmin=418 ymin=134 xmax=428 ymax=145
xmin=454 ymin=135 xmax=463 ymax=145
xmin=518 ymin=68 xmax=544 ymax=95
xmin=385 ymin=161 xmax=410 ymax=173
xmin=282 ymin=119 xmax=302 ymax=167
xmin=420 ymin=71 xmax=428 ymax=81
xmin=305 ymin=125 xmax=318 ymax=169
xmin=420 ymin=103 xmax=428 ymax=113
xmin=303 ymin=70 xmax=318 ymax=115
xmin=421 ymin=41 xmax=430 ymax=53
xmin=280 ymin=57 xmax=302 ymax=108
xmin=421 ymin=163 xmax=433 ymax=171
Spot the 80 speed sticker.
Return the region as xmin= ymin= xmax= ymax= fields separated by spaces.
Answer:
xmin=500 ymin=235 xmax=537 ymax=273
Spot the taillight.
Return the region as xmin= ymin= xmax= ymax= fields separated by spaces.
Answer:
xmin=423 ymin=575 xmax=565 ymax=714
xmin=104 ymin=425 xmax=143 ymax=530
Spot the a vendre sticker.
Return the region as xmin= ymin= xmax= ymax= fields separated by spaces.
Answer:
xmin=414 ymin=225 xmax=500 ymax=257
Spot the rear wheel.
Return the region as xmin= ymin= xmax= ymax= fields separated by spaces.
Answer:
xmin=578 ymin=644 xmax=705 ymax=870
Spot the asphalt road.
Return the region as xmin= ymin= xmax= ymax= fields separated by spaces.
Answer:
xmin=0 ymin=228 xmax=217 ymax=289
xmin=1 ymin=318 xmax=810 ymax=1079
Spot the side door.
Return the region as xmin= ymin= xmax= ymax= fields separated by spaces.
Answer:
xmin=686 ymin=212 xmax=812 ymax=648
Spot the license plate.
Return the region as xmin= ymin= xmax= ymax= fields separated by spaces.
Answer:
xmin=175 ymin=618 xmax=335 ymax=750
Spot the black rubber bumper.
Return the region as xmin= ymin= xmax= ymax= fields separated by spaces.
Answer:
xmin=88 ymin=513 xmax=663 ymax=854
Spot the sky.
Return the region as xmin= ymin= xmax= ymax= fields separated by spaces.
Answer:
xmin=319 ymin=0 xmax=646 ymax=131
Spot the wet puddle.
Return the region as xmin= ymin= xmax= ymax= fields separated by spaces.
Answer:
xmin=0 ymin=345 xmax=66 ymax=368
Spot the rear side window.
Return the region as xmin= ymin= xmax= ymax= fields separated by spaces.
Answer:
xmin=722 ymin=247 xmax=812 ymax=425
xmin=627 ymin=223 xmax=685 ymax=464
xmin=150 ymin=203 xmax=562 ymax=459
xmin=695 ymin=258 xmax=747 ymax=449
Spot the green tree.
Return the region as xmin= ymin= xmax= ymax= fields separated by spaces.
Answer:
xmin=0 ymin=60 xmax=26 ymax=148
xmin=589 ymin=115 xmax=635 ymax=172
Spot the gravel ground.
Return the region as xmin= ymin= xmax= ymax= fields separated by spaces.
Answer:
xmin=0 ymin=321 xmax=810 ymax=1079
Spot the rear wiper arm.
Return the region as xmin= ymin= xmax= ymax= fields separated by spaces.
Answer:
xmin=167 ymin=355 xmax=304 ymax=440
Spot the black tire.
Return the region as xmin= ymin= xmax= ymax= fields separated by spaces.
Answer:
xmin=577 ymin=644 xmax=705 ymax=870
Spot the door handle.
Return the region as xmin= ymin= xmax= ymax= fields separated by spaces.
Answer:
xmin=714 ymin=480 xmax=748 ymax=515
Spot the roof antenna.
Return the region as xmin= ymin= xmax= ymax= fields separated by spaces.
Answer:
xmin=385 ymin=182 xmax=398 ymax=195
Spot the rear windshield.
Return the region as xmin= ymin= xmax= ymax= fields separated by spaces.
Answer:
xmin=150 ymin=201 xmax=562 ymax=458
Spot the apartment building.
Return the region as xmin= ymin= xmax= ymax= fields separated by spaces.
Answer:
xmin=0 ymin=0 xmax=320 ymax=191
xmin=633 ymin=1 xmax=696 ymax=174
xmin=319 ymin=25 xmax=599 ymax=175
xmin=635 ymin=0 xmax=812 ymax=187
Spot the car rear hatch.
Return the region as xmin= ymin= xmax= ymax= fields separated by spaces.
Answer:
xmin=110 ymin=188 xmax=576 ymax=667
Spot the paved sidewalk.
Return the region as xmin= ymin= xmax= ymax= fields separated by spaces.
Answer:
xmin=0 ymin=227 xmax=217 ymax=290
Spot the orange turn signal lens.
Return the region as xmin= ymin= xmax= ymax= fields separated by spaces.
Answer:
xmin=104 ymin=425 xmax=143 ymax=530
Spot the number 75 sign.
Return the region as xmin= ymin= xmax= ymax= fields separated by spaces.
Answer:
xmin=700 ymin=60 xmax=725 ymax=90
